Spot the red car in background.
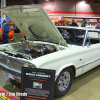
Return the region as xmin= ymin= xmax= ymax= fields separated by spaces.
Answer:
xmin=0 ymin=23 xmax=22 ymax=42
xmin=0 ymin=22 xmax=15 ymax=42
xmin=0 ymin=28 xmax=14 ymax=41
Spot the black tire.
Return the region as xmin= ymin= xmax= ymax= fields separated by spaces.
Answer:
xmin=55 ymin=67 xmax=74 ymax=98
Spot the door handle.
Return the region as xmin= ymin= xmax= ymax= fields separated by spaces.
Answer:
xmin=79 ymin=59 xmax=82 ymax=61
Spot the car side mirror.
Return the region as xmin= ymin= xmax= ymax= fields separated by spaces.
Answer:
xmin=86 ymin=42 xmax=91 ymax=47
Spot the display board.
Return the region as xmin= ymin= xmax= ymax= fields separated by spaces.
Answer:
xmin=21 ymin=67 xmax=55 ymax=100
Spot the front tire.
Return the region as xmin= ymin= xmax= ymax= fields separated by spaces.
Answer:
xmin=55 ymin=67 xmax=74 ymax=98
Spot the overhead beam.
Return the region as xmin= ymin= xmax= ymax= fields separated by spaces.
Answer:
xmin=33 ymin=0 xmax=39 ymax=4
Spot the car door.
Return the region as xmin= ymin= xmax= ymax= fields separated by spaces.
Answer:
xmin=83 ymin=30 xmax=100 ymax=73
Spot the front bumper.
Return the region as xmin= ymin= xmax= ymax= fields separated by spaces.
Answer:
xmin=0 ymin=64 xmax=21 ymax=83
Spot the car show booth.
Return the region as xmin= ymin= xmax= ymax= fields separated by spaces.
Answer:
xmin=0 ymin=0 xmax=100 ymax=100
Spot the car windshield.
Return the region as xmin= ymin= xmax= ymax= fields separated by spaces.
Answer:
xmin=57 ymin=27 xmax=86 ymax=46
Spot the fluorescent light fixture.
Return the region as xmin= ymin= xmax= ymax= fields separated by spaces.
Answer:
xmin=80 ymin=1 xmax=85 ymax=5
xmin=46 ymin=0 xmax=49 ymax=1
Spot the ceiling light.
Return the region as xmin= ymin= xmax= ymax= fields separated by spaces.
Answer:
xmin=79 ymin=0 xmax=86 ymax=5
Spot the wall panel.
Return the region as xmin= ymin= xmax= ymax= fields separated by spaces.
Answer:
xmin=39 ymin=0 xmax=100 ymax=18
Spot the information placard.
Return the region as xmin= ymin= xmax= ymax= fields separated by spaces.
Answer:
xmin=21 ymin=67 xmax=55 ymax=100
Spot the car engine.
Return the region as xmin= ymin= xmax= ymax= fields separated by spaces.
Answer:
xmin=1 ymin=40 xmax=57 ymax=60
xmin=19 ymin=40 xmax=57 ymax=59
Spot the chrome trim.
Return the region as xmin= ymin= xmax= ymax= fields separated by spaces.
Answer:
xmin=58 ymin=71 xmax=70 ymax=91
xmin=76 ymin=58 xmax=100 ymax=70
xmin=0 ymin=64 xmax=21 ymax=82
xmin=55 ymin=75 xmax=58 ymax=80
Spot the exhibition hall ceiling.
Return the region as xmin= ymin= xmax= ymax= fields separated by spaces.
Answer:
xmin=0 ymin=0 xmax=100 ymax=4
xmin=1 ymin=0 xmax=100 ymax=2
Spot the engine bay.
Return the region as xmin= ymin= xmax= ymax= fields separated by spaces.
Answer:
xmin=0 ymin=40 xmax=57 ymax=60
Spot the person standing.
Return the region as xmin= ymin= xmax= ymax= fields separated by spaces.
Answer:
xmin=81 ymin=21 xmax=87 ymax=27
xmin=2 ymin=19 xmax=6 ymax=25
xmin=2 ymin=20 xmax=11 ymax=44
xmin=95 ymin=23 xmax=100 ymax=29
xmin=70 ymin=19 xmax=79 ymax=27
xmin=57 ymin=17 xmax=66 ymax=26
xmin=14 ymin=25 xmax=20 ymax=33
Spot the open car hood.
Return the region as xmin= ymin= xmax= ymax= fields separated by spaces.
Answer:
xmin=0 ymin=5 xmax=67 ymax=47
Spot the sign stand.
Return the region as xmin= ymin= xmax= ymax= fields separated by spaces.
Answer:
xmin=21 ymin=67 xmax=55 ymax=100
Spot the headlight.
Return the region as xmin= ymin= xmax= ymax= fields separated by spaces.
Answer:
xmin=23 ymin=62 xmax=36 ymax=68
xmin=23 ymin=63 xmax=28 ymax=67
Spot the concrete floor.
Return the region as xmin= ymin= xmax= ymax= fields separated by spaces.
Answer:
xmin=0 ymin=66 xmax=100 ymax=100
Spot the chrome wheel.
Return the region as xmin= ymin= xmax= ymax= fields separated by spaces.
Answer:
xmin=55 ymin=67 xmax=74 ymax=98
xmin=58 ymin=71 xmax=70 ymax=91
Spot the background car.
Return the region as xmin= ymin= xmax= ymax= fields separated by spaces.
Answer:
xmin=0 ymin=28 xmax=14 ymax=42
xmin=0 ymin=23 xmax=22 ymax=42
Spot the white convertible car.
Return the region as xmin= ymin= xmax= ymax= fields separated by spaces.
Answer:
xmin=0 ymin=5 xmax=100 ymax=98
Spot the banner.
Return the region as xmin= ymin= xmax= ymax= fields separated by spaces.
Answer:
xmin=86 ymin=19 xmax=97 ymax=22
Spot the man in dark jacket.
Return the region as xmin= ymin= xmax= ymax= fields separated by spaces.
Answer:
xmin=70 ymin=19 xmax=79 ymax=27
xmin=14 ymin=26 xmax=20 ymax=33
xmin=2 ymin=20 xmax=11 ymax=44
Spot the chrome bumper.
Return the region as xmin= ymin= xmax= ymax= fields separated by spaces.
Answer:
xmin=0 ymin=64 xmax=21 ymax=83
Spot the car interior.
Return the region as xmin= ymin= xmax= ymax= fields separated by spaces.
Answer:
xmin=85 ymin=31 xmax=100 ymax=46
xmin=57 ymin=28 xmax=85 ymax=46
